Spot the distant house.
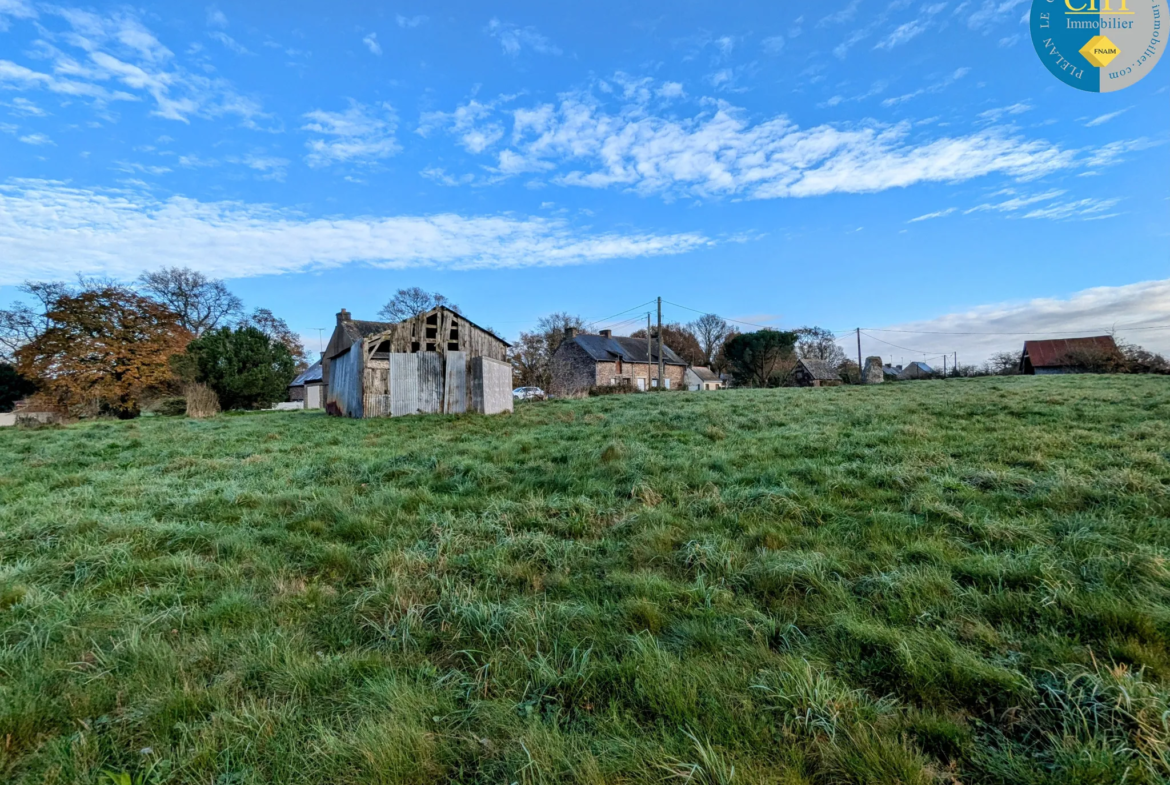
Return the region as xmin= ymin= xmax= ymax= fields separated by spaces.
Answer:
xmin=325 ymin=306 xmax=512 ymax=418
xmin=882 ymin=363 xmax=902 ymax=379
xmin=550 ymin=328 xmax=688 ymax=396
xmin=288 ymin=360 xmax=324 ymax=409
xmin=898 ymin=362 xmax=934 ymax=380
xmin=685 ymin=366 xmax=723 ymax=390
xmin=792 ymin=358 xmax=842 ymax=387
xmin=1019 ymin=336 xmax=1119 ymax=375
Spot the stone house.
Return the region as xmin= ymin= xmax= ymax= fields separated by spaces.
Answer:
xmin=792 ymin=358 xmax=842 ymax=387
xmin=550 ymin=327 xmax=688 ymax=396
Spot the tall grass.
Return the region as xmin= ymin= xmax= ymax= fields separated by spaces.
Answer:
xmin=2 ymin=375 xmax=1169 ymax=783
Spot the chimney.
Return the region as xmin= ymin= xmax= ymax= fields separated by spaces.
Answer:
xmin=336 ymin=308 xmax=351 ymax=325
xmin=599 ymin=329 xmax=612 ymax=338
xmin=564 ymin=326 xmax=577 ymax=340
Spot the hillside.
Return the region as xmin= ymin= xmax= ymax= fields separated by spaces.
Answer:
xmin=2 ymin=376 xmax=1169 ymax=784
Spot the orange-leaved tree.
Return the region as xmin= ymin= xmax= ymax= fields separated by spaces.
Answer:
xmin=16 ymin=285 xmax=191 ymax=418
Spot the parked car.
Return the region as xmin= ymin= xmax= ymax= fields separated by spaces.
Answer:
xmin=513 ymin=386 xmax=546 ymax=401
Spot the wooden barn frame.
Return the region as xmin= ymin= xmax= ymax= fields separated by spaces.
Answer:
xmin=325 ymin=307 xmax=512 ymax=418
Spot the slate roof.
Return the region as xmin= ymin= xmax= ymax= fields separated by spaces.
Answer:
xmin=289 ymin=360 xmax=323 ymax=387
xmin=797 ymin=357 xmax=840 ymax=381
xmin=569 ymin=334 xmax=688 ymax=366
xmin=688 ymin=366 xmax=720 ymax=382
xmin=1021 ymin=336 xmax=1117 ymax=369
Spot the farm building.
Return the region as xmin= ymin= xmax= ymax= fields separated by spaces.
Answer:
xmin=288 ymin=360 xmax=324 ymax=409
xmin=324 ymin=306 xmax=513 ymax=418
xmin=550 ymin=328 xmax=688 ymax=396
xmin=898 ymin=361 xmax=934 ymax=380
xmin=1019 ymin=336 xmax=1120 ymax=374
xmin=793 ymin=358 xmax=843 ymax=387
xmin=685 ymin=366 xmax=723 ymax=390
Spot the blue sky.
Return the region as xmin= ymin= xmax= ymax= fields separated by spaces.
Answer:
xmin=1 ymin=0 xmax=1167 ymax=364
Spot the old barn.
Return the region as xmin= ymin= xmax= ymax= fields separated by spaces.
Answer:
xmin=325 ymin=306 xmax=512 ymax=418
xmin=1019 ymin=336 xmax=1120 ymax=374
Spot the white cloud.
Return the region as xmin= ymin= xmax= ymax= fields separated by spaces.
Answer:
xmin=424 ymin=90 xmax=1079 ymax=200
xmin=18 ymin=131 xmax=52 ymax=145
xmin=206 ymin=7 xmax=228 ymax=28
xmin=1021 ymin=197 xmax=1122 ymax=220
xmin=964 ymin=189 xmax=1065 ymax=213
xmin=863 ymin=279 xmax=1170 ymax=365
xmin=908 ymin=207 xmax=956 ymax=222
xmin=485 ymin=18 xmax=561 ymax=56
xmin=1085 ymin=108 xmax=1129 ymax=127
xmin=964 ymin=0 xmax=1029 ymax=31
xmin=0 ymin=8 xmax=264 ymax=125
xmin=977 ymin=101 xmax=1032 ymax=122
xmin=209 ymin=30 xmax=253 ymax=55
xmin=0 ymin=179 xmax=712 ymax=283
xmin=362 ymin=32 xmax=382 ymax=56
xmin=875 ymin=19 xmax=929 ymax=49
xmin=657 ymin=81 xmax=686 ymax=99
xmin=418 ymin=98 xmax=503 ymax=153
xmin=3 ymin=96 xmax=47 ymax=116
xmin=883 ymin=67 xmax=970 ymax=106
xmin=819 ymin=0 xmax=863 ymax=26
xmin=301 ymin=100 xmax=400 ymax=167
xmin=761 ymin=35 xmax=785 ymax=54
xmin=396 ymin=14 xmax=428 ymax=28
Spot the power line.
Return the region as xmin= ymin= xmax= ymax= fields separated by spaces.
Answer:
xmin=864 ymin=324 xmax=1170 ymax=336
xmin=584 ymin=300 xmax=656 ymax=329
xmin=661 ymin=299 xmax=780 ymax=330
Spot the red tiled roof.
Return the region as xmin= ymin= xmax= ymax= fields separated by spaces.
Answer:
xmin=1022 ymin=336 xmax=1118 ymax=368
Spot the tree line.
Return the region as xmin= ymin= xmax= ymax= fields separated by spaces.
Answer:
xmin=509 ymin=314 xmax=853 ymax=389
xmin=0 ymin=269 xmax=307 ymax=418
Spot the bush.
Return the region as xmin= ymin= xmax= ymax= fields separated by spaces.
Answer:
xmin=151 ymin=397 xmax=188 ymax=417
xmin=184 ymin=383 xmax=220 ymax=418
xmin=184 ymin=326 xmax=296 ymax=411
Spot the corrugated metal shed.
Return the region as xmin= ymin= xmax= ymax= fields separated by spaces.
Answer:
xmin=289 ymin=360 xmax=323 ymax=387
xmin=1021 ymin=336 xmax=1118 ymax=371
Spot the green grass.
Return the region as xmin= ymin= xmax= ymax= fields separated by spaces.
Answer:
xmin=2 ymin=375 xmax=1170 ymax=784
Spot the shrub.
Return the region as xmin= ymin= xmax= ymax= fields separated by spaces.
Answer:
xmin=184 ymin=325 xmax=296 ymax=410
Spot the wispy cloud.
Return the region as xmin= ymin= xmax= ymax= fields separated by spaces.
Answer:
xmin=0 ymin=7 xmax=264 ymax=124
xmin=819 ymin=0 xmax=863 ymax=26
xmin=0 ymin=179 xmax=713 ymax=283
xmin=18 ymin=131 xmax=52 ymax=145
xmin=209 ymin=30 xmax=253 ymax=55
xmin=301 ymin=100 xmax=400 ymax=167
xmin=485 ymin=18 xmax=561 ymax=56
xmin=874 ymin=19 xmax=928 ymax=49
xmin=420 ymin=85 xmax=1080 ymax=200
xmin=882 ymin=67 xmax=970 ymax=106
xmin=396 ymin=14 xmax=428 ymax=28
xmin=362 ymin=32 xmax=382 ymax=56
xmin=908 ymin=207 xmax=956 ymax=222
xmin=867 ymin=278 xmax=1170 ymax=364
xmin=1085 ymin=108 xmax=1129 ymax=127
xmin=978 ymin=101 xmax=1032 ymax=122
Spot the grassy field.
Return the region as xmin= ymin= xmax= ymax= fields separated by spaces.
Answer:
xmin=2 ymin=376 xmax=1170 ymax=784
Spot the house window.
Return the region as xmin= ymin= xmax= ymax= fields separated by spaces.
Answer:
xmin=637 ymin=378 xmax=645 ymax=391
xmin=663 ymin=379 xmax=671 ymax=390
xmin=616 ymin=358 xmax=623 ymax=374
xmin=610 ymin=377 xmax=617 ymax=386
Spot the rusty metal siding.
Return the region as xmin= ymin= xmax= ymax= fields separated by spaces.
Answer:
xmin=325 ymin=346 xmax=364 ymax=417
xmin=1022 ymin=336 xmax=1118 ymax=369
xmin=470 ymin=356 xmax=514 ymax=415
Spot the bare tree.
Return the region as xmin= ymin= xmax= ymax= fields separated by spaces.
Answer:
xmin=138 ymin=267 xmax=243 ymax=336
xmin=510 ymin=312 xmax=586 ymax=389
xmin=378 ymin=287 xmax=460 ymax=322
xmin=985 ymin=352 xmax=1021 ymax=376
xmin=795 ymin=326 xmax=848 ymax=366
xmin=242 ymin=308 xmax=308 ymax=370
xmin=0 ymin=280 xmax=87 ymax=361
xmin=687 ymin=313 xmax=730 ymax=366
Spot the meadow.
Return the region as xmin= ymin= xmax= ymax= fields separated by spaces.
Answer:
xmin=2 ymin=375 xmax=1169 ymax=784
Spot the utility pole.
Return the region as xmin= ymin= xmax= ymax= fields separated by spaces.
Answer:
xmin=657 ymin=297 xmax=664 ymax=389
xmin=856 ymin=328 xmax=862 ymax=384
xmin=954 ymin=352 xmax=958 ymax=378
xmin=646 ymin=312 xmax=652 ymax=391
xmin=943 ymin=354 xmax=947 ymax=379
